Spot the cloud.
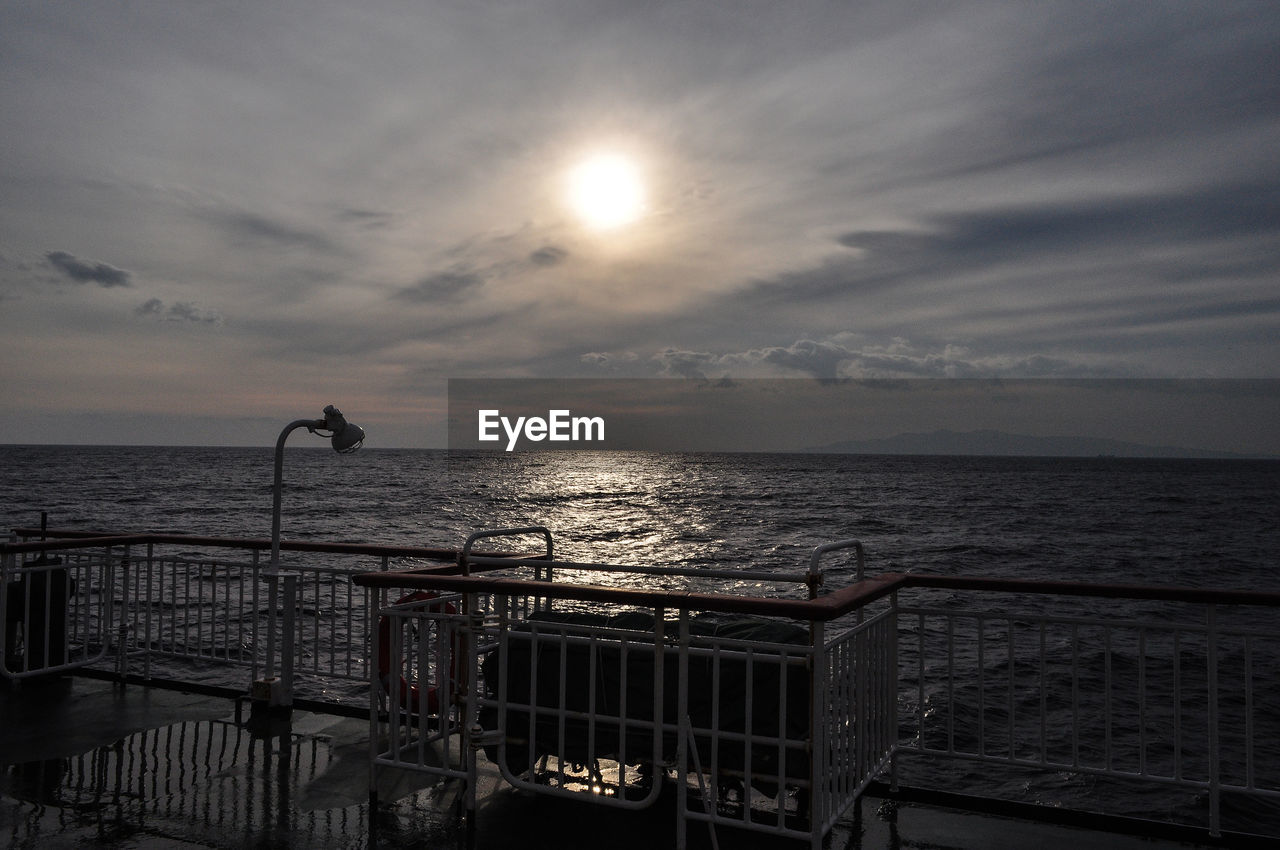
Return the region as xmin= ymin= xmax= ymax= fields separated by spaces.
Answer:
xmin=135 ymin=297 xmax=222 ymax=324
xmin=580 ymin=350 xmax=639 ymax=370
xmin=529 ymin=245 xmax=568 ymax=267
xmin=205 ymin=210 xmax=338 ymax=253
xmin=638 ymin=337 xmax=1110 ymax=382
xmin=394 ymin=270 xmax=483 ymax=303
xmin=335 ymin=207 xmax=395 ymax=229
xmin=653 ymin=348 xmax=718 ymax=379
xmin=813 ymin=179 xmax=1280 ymax=304
xmin=46 ymin=251 xmax=132 ymax=287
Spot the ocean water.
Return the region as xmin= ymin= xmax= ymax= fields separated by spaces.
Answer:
xmin=3 ymin=446 xmax=1277 ymax=590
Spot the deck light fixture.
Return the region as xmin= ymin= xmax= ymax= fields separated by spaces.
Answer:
xmin=269 ymin=404 xmax=365 ymax=567
xmin=258 ymin=404 xmax=365 ymax=711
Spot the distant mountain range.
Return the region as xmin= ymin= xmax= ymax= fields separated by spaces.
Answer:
xmin=804 ymin=429 xmax=1270 ymax=459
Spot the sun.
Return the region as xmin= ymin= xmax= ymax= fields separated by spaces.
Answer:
xmin=567 ymin=152 xmax=646 ymax=230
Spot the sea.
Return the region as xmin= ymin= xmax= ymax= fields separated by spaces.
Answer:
xmin=3 ymin=445 xmax=1277 ymax=590
xmin=3 ymin=446 xmax=1280 ymax=834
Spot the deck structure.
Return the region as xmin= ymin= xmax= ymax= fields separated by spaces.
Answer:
xmin=3 ymin=525 xmax=1279 ymax=847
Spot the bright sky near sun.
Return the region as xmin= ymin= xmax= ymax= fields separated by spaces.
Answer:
xmin=1 ymin=1 xmax=1278 ymax=448
xmin=567 ymin=153 xmax=646 ymax=230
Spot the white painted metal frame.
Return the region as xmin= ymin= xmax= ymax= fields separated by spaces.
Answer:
xmin=365 ymin=532 xmax=878 ymax=850
xmin=1 ymin=545 xmax=116 ymax=678
xmin=895 ymin=593 xmax=1280 ymax=838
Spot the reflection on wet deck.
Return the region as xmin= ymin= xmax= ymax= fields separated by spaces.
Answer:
xmin=1 ymin=674 xmax=1235 ymax=850
xmin=0 ymin=676 xmax=438 ymax=849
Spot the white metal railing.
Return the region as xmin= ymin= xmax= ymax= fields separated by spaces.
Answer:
xmin=9 ymin=528 xmax=1280 ymax=843
xmin=894 ymin=588 xmax=1280 ymax=838
xmin=357 ymin=539 xmax=1280 ymax=847
xmin=2 ymin=531 xmax=475 ymax=705
xmin=1 ymin=547 xmax=115 ymax=678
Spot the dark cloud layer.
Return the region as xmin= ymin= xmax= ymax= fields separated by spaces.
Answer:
xmin=135 ymin=297 xmax=222 ymax=324
xmin=529 ymin=246 xmax=568 ymax=267
xmin=821 ymin=180 xmax=1280 ymax=302
xmin=46 ymin=251 xmax=131 ymax=287
xmin=395 ymin=270 xmax=484 ymax=303
xmin=206 ymin=210 xmax=338 ymax=254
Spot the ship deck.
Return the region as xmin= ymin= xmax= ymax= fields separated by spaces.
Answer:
xmin=1 ymin=673 xmax=1242 ymax=850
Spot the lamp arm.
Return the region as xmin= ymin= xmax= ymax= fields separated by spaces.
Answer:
xmin=270 ymin=418 xmax=326 ymax=570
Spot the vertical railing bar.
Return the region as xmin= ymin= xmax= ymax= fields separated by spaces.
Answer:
xmin=417 ymin=605 xmax=428 ymax=771
xmin=249 ymin=549 xmax=260 ymax=681
xmin=743 ymin=645 xmax=755 ymax=823
xmin=810 ymin=618 xmax=827 ymax=840
xmin=1039 ymin=620 xmax=1047 ymax=764
xmin=1008 ymin=617 xmax=1016 ymax=761
xmin=1104 ymin=625 xmax=1112 ymax=771
xmin=185 ymin=556 xmax=194 ymax=659
xmin=1244 ymin=634 xmax=1254 ymax=790
xmin=1071 ymin=622 xmax=1080 ymax=768
xmin=1173 ymin=631 xmax=1182 ymax=782
xmin=977 ymin=613 xmax=985 ymax=756
xmin=557 ymin=625 xmax=568 ymax=787
xmin=1207 ymin=605 xmax=1220 ymax=837
xmin=889 ymin=592 xmax=900 ymax=794
xmin=946 ymin=616 xmax=955 ymax=754
xmin=1138 ymin=627 xmax=1147 ymax=777
xmin=368 ymin=585 xmax=381 ymax=813
xmin=387 ymin=607 xmax=402 ymax=765
xmin=617 ymin=633 xmax=629 ymax=787
xmin=916 ymin=612 xmax=925 ymax=756
xmin=117 ymin=545 xmax=131 ymax=677
xmin=587 ymin=632 xmax=598 ymax=787
xmin=775 ymin=646 xmax=787 ymax=820
xmin=675 ymin=608 xmax=689 ymax=850
xmin=348 ymin=580 xmax=357 ymax=678
xmin=526 ymin=624 xmax=538 ymax=779
xmin=710 ymin=642 xmax=721 ymax=814
xmin=145 ymin=543 xmax=155 ymax=679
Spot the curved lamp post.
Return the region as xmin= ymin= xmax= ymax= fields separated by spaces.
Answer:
xmin=257 ymin=404 xmax=365 ymax=713
xmin=269 ymin=404 xmax=365 ymax=570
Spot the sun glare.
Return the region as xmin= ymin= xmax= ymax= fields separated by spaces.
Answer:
xmin=567 ymin=153 xmax=645 ymax=230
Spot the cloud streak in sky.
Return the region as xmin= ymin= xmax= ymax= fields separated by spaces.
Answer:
xmin=46 ymin=251 xmax=132 ymax=288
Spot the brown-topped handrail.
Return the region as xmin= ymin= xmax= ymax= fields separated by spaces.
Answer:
xmin=352 ymin=567 xmax=1280 ymax=622
xmin=2 ymin=527 xmax=531 ymax=570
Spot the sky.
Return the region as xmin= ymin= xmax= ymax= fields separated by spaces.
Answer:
xmin=2 ymin=1 xmax=1278 ymax=449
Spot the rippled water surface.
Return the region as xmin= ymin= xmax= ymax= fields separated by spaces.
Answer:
xmin=3 ymin=447 xmax=1277 ymax=589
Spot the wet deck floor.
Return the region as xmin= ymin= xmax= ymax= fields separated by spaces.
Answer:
xmin=1 ymin=675 xmax=1228 ymax=849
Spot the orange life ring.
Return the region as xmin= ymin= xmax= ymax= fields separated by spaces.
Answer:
xmin=377 ymin=590 xmax=458 ymax=714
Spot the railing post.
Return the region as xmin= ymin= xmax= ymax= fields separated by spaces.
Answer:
xmin=888 ymin=589 xmax=900 ymax=793
xmin=462 ymin=585 xmax=483 ymax=841
xmin=249 ymin=549 xmax=259 ymax=684
xmin=0 ymin=548 xmax=12 ymax=676
xmin=116 ymin=545 xmax=131 ymax=680
xmin=144 ymin=542 xmax=154 ymax=680
xmin=280 ymin=573 xmax=298 ymax=708
xmin=367 ymin=580 xmax=382 ymax=830
xmin=675 ymin=607 xmax=689 ymax=850
xmin=263 ymin=572 xmax=279 ymax=683
xmin=810 ymin=617 xmax=827 ymax=848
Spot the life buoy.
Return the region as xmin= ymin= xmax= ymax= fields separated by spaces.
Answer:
xmin=377 ymin=590 xmax=458 ymax=714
